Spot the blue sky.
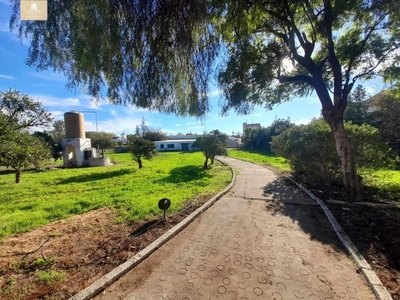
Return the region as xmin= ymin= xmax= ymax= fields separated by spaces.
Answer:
xmin=0 ymin=1 xmax=385 ymax=136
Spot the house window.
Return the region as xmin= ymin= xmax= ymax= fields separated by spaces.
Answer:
xmin=167 ymin=144 xmax=175 ymax=149
xmin=160 ymin=144 xmax=164 ymax=149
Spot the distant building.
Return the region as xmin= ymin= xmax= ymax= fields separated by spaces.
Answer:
xmin=154 ymin=139 xmax=196 ymax=151
xmin=227 ymin=136 xmax=242 ymax=148
xmin=113 ymin=131 xmax=128 ymax=144
xmin=243 ymin=122 xmax=261 ymax=133
xmin=154 ymin=134 xmax=242 ymax=151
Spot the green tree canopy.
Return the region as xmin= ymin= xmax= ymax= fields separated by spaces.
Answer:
xmin=0 ymin=89 xmax=53 ymax=141
xmin=0 ymin=90 xmax=53 ymax=182
xmin=85 ymin=131 xmax=117 ymax=150
xmin=242 ymin=118 xmax=294 ymax=151
xmin=193 ymin=133 xmax=227 ymax=169
xmin=126 ymin=135 xmax=158 ymax=169
xmin=0 ymin=133 xmax=51 ymax=183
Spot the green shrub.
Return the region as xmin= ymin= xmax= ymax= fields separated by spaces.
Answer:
xmin=270 ymin=119 xmax=395 ymax=185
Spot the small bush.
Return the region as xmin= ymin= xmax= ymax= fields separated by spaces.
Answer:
xmin=270 ymin=119 xmax=395 ymax=185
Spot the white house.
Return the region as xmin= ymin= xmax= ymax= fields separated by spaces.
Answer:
xmin=154 ymin=139 xmax=197 ymax=151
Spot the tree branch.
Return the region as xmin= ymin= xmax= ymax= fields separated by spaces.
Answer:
xmin=323 ymin=0 xmax=343 ymax=108
xmin=278 ymin=74 xmax=314 ymax=86
xmin=344 ymin=13 xmax=388 ymax=87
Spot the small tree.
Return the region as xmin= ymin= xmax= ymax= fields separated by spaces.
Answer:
xmin=86 ymin=131 xmax=117 ymax=151
xmin=126 ymin=135 xmax=157 ymax=169
xmin=0 ymin=133 xmax=51 ymax=183
xmin=193 ymin=134 xmax=227 ymax=169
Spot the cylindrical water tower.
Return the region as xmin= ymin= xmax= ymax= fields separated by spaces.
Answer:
xmin=64 ymin=111 xmax=85 ymax=138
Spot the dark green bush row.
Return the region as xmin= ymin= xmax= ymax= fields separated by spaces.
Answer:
xmin=270 ymin=119 xmax=396 ymax=185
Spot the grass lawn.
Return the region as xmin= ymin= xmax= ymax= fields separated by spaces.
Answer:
xmin=228 ymin=149 xmax=291 ymax=171
xmin=0 ymin=152 xmax=232 ymax=239
xmin=361 ymin=169 xmax=400 ymax=201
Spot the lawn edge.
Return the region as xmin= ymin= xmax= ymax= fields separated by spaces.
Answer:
xmin=68 ymin=158 xmax=236 ymax=300
xmin=283 ymin=175 xmax=393 ymax=300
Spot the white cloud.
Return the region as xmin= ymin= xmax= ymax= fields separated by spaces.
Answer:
xmin=252 ymin=113 xmax=263 ymax=117
xmin=189 ymin=126 xmax=205 ymax=129
xmin=175 ymin=124 xmax=182 ymax=127
xmin=0 ymin=74 xmax=15 ymax=79
xmin=110 ymin=110 xmax=117 ymax=116
xmin=85 ymin=116 xmax=142 ymax=135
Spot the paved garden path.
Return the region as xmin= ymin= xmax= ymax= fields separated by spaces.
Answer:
xmin=96 ymin=157 xmax=375 ymax=300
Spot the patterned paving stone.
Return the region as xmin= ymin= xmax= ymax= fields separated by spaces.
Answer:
xmin=95 ymin=157 xmax=375 ymax=300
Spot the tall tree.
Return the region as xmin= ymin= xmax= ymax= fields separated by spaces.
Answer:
xmin=216 ymin=0 xmax=400 ymax=201
xmin=10 ymin=1 xmax=400 ymax=201
xmin=369 ymin=92 xmax=400 ymax=156
xmin=343 ymin=85 xmax=371 ymax=125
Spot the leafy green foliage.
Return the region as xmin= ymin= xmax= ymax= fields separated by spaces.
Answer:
xmin=0 ymin=133 xmax=51 ymax=183
xmin=86 ymin=131 xmax=117 ymax=150
xmin=49 ymin=120 xmax=65 ymax=145
xmin=369 ymin=92 xmax=400 ymax=156
xmin=10 ymin=0 xmax=219 ymax=116
xmin=193 ymin=132 xmax=227 ymax=169
xmin=270 ymin=119 xmax=395 ymax=184
xmin=0 ymin=91 xmax=53 ymax=183
xmin=242 ymin=118 xmax=294 ymax=151
xmin=0 ymin=90 xmax=52 ymax=142
xmin=344 ymin=89 xmax=400 ymax=156
xmin=126 ymin=135 xmax=158 ymax=169
xmin=0 ymin=152 xmax=231 ymax=238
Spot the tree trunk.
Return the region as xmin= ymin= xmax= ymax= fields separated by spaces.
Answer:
xmin=210 ymin=156 xmax=214 ymax=164
xmin=15 ymin=170 xmax=21 ymax=183
xmin=138 ymin=158 xmax=143 ymax=169
xmin=328 ymin=120 xmax=362 ymax=202
xmin=203 ymin=157 xmax=209 ymax=169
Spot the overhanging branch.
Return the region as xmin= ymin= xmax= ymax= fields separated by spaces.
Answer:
xmin=278 ymin=74 xmax=314 ymax=86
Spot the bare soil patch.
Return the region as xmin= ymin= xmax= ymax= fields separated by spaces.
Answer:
xmin=0 ymin=196 xmax=211 ymax=299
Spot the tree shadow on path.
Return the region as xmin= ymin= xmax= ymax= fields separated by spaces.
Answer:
xmin=261 ymin=177 xmax=345 ymax=250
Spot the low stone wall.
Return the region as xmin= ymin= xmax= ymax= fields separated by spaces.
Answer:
xmin=88 ymin=157 xmax=111 ymax=167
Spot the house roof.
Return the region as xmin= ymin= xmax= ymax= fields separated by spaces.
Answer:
xmin=154 ymin=139 xmax=196 ymax=143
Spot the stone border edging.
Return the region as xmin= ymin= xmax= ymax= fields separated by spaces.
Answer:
xmin=283 ymin=175 xmax=393 ymax=300
xmin=69 ymin=159 xmax=236 ymax=300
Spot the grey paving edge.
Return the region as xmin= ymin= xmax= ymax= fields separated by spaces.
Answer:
xmin=283 ymin=175 xmax=393 ymax=300
xmin=68 ymin=159 xmax=236 ymax=300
